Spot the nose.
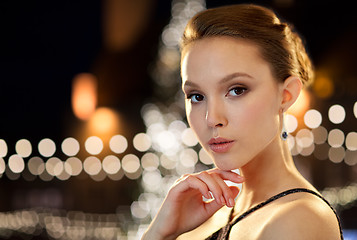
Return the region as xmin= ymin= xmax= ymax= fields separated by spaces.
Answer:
xmin=206 ymin=100 xmax=228 ymax=128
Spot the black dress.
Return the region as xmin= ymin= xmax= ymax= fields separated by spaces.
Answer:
xmin=205 ymin=188 xmax=344 ymax=240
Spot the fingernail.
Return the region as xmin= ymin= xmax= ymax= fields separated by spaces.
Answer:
xmin=229 ymin=198 xmax=235 ymax=207
xmin=237 ymin=175 xmax=245 ymax=181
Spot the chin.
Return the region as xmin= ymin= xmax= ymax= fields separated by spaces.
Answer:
xmin=213 ymin=161 xmax=238 ymax=171
xmin=212 ymin=155 xmax=246 ymax=171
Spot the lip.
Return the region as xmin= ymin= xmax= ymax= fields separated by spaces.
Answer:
xmin=208 ymin=137 xmax=235 ymax=153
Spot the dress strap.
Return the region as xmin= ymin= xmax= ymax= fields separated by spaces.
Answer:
xmin=206 ymin=188 xmax=344 ymax=240
xmin=228 ymin=188 xmax=343 ymax=239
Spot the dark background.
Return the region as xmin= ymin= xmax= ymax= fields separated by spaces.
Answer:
xmin=0 ymin=0 xmax=356 ymax=238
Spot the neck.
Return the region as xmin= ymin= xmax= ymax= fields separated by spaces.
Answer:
xmin=236 ymin=136 xmax=306 ymax=212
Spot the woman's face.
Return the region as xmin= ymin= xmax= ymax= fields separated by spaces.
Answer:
xmin=181 ymin=37 xmax=283 ymax=170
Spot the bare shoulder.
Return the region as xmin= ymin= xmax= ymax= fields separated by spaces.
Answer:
xmin=259 ymin=192 xmax=341 ymax=240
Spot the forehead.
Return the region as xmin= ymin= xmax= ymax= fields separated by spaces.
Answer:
xmin=181 ymin=37 xmax=272 ymax=85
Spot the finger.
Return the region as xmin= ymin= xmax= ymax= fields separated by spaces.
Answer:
xmin=211 ymin=173 xmax=235 ymax=207
xmin=174 ymin=173 xmax=190 ymax=184
xmin=195 ymin=171 xmax=226 ymax=205
xmin=178 ymin=175 xmax=212 ymax=199
xmin=230 ymin=186 xmax=240 ymax=199
xmin=203 ymin=187 xmax=240 ymax=214
xmin=205 ymin=169 xmax=243 ymax=207
xmin=217 ymin=186 xmax=240 ymax=208
xmin=209 ymin=169 xmax=244 ymax=183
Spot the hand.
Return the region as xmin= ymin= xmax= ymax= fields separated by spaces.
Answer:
xmin=142 ymin=168 xmax=244 ymax=240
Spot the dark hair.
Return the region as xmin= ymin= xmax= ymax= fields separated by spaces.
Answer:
xmin=181 ymin=4 xmax=314 ymax=86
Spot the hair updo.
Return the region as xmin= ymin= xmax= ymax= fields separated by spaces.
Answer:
xmin=180 ymin=4 xmax=314 ymax=86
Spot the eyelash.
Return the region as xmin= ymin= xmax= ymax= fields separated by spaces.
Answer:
xmin=186 ymin=93 xmax=204 ymax=103
xmin=186 ymin=86 xmax=247 ymax=104
xmin=226 ymin=86 xmax=247 ymax=97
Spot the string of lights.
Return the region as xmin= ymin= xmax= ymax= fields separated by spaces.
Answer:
xmin=0 ymin=207 xmax=133 ymax=240
xmin=0 ymin=101 xmax=356 ymax=183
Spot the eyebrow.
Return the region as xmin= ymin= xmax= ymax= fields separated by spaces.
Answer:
xmin=183 ymin=72 xmax=254 ymax=90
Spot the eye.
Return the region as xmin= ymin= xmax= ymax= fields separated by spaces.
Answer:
xmin=187 ymin=93 xmax=204 ymax=103
xmin=227 ymin=86 xmax=247 ymax=97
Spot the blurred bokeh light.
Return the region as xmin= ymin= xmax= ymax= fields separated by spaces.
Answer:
xmin=72 ymin=73 xmax=98 ymax=121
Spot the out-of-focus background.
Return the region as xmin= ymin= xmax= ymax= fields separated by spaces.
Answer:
xmin=0 ymin=0 xmax=356 ymax=239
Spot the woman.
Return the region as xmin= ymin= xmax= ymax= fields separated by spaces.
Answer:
xmin=142 ymin=4 xmax=343 ymax=240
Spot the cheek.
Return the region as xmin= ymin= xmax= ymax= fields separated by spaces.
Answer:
xmin=250 ymin=86 xmax=280 ymax=119
xmin=185 ymin=102 xmax=195 ymax=125
xmin=234 ymin=97 xmax=279 ymax=137
xmin=186 ymin=104 xmax=200 ymax=130
xmin=186 ymin=104 xmax=207 ymax=141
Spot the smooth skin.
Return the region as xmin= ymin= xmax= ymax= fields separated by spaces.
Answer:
xmin=142 ymin=37 xmax=341 ymax=240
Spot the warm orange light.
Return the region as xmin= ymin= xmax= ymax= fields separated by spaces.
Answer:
xmin=103 ymin=0 xmax=152 ymax=51
xmin=88 ymin=107 xmax=120 ymax=136
xmin=72 ymin=73 xmax=97 ymax=120
xmin=287 ymin=89 xmax=310 ymax=117
xmin=313 ymin=76 xmax=334 ymax=99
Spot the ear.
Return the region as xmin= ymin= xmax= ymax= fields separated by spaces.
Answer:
xmin=280 ymin=76 xmax=302 ymax=112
